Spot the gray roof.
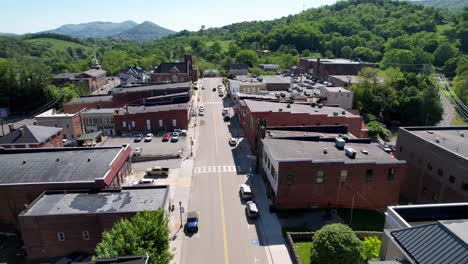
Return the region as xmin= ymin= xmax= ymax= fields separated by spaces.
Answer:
xmin=0 ymin=146 xmax=125 ymax=184
xmin=243 ymin=100 xmax=357 ymax=117
xmin=115 ymin=103 xmax=188 ymax=115
xmin=82 ymin=108 xmax=116 ymax=115
xmin=402 ymin=127 xmax=468 ymax=159
xmin=391 ymin=222 xmax=468 ymax=264
xmin=263 ymin=138 xmax=402 ymax=164
xmin=81 ymin=69 xmax=107 ymax=78
xmin=53 ymin=73 xmax=79 ymax=79
xmin=65 ymin=95 xmax=113 ymax=105
xmin=111 ymin=82 xmax=191 ymax=94
xmin=22 ymin=186 xmax=169 ymax=216
xmin=261 ymin=75 xmax=291 ymax=84
xmin=0 ymin=125 xmax=62 ymax=145
xmin=154 ymin=62 xmax=188 ymax=73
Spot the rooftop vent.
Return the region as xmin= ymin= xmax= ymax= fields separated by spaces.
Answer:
xmin=361 ymin=150 xmax=368 ymax=155
xmin=435 ymin=137 xmax=440 ymax=143
xmin=56 ymin=158 xmax=60 ymax=162
xmin=333 ymin=112 xmax=339 ymax=116
xmin=342 ymin=110 xmax=346 ymax=115
xmin=87 ymin=158 xmax=91 ymax=162
xmin=287 ymin=104 xmax=291 ymax=108
xmin=279 ymin=108 xmax=283 ymax=112
xmin=311 ymin=102 xmax=316 ymax=107
xmin=427 ymin=131 xmax=434 ymax=134
xmin=335 ymin=137 xmax=346 ymax=149
xmin=323 ymin=148 xmax=328 ymax=154
xmin=318 ymin=104 xmax=324 ymax=108
xmin=345 ymin=147 xmax=356 ymax=159
xmin=460 ymin=132 xmax=465 ymax=137
xmin=22 ymin=161 xmax=26 ymax=165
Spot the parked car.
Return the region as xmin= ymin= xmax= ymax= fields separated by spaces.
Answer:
xmin=134 ymin=134 xmax=143 ymax=142
xmin=212 ymin=87 xmax=216 ymax=92
xmin=136 ymin=178 xmax=154 ymax=185
xmin=174 ymin=129 xmax=187 ymax=136
xmin=223 ymin=115 xmax=230 ymax=122
xmin=171 ymin=132 xmax=180 ymax=142
xmin=245 ymin=201 xmax=259 ymax=219
xmin=239 ymin=184 xmax=253 ymax=200
xmin=229 ymin=137 xmax=237 ymax=146
xmin=144 ymin=133 xmax=153 ymax=142
xmin=145 ymin=166 xmax=169 ymax=177
xmin=199 ymin=110 xmax=204 ymax=116
xmin=185 ymin=211 xmax=199 ymax=233
xmin=222 ymin=108 xmax=229 ymax=116
xmin=162 ymin=132 xmax=171 ymax=142
xmin=133 ymin=147 xmax=143 ymax=156
xmin=199 ymin=105 xmax=205 ymax=111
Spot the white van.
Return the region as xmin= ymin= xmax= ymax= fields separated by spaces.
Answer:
xmin=239 ymin=184 xmax=253 ymax=200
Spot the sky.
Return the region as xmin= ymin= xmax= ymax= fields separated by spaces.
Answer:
xmin=0 ymin=0 xmax=338 ymax=34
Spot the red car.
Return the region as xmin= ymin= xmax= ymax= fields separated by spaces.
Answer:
xmin=162 ymin=133 xmax=171 ymax=142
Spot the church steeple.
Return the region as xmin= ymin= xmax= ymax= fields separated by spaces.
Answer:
xmin=92 ymin=48 xmax=101 ymax=70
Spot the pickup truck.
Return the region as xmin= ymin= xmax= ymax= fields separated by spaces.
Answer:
xmin=145 ymin=167 xmax=169 ymax=177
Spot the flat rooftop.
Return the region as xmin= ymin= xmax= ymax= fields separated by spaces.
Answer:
xmin=402 ymin=127 xmax=468 ymax=158
xmin=35 ymin=109 xmax=76 ymax=117
xmin=261 ymin=75 xmax=291 ymax=84
xmin=329 ymin=75 xmax=360 ymax=84
xmin=115 ymin=103 xmax=188 ymax=114
xmin=82 ymin=108 xmax=116 ymax=114
xmin=65 ymin=95 xmax=113 ymax=105
xmin=390 ymin=203 xmax=468 ymax=227
xmin=22 ymin=186 xmax=168 ymax=216
xmin=301 ymin=58 xmax=373 ymax=65
xmin=263 ymin=138 xmax=402 ymax=164
xmin=321 ymin=86 xmax=352 ymax=93
xmin=0 ymin=146 xmax=126 ymax=184
xmin=244 ymin=100 xmax=357 ymax=117
xmin=111 ymin=82 xmax=191 ymax=94
xmin=265 ymin=130 xmax=354 ymax=139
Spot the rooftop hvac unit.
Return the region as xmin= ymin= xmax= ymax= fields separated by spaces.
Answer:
xmin=345 ymin=147 xmax=356 ymax=159
xmin=335 ymin=137 xmax=346 ymax=149
xmin=333 ymin=112 xmax=339 ymax=116
xmin=460 ymin=132 xmax=465 ymax=137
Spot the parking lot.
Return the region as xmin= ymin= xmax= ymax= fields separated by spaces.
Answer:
xmin=101 ymin=135 xmax=186 ymax=156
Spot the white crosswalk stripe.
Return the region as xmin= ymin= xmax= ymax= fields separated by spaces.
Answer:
xmin=194 ymin=165 xmax=241 ymax=174
xmin=202 ymin=101 xmax=222 ymax=105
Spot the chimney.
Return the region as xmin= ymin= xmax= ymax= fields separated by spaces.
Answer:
xmin=323 ymin=148 xmax=328 ymax=154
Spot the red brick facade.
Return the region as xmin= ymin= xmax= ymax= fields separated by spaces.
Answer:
xmin=239 ymin=103 xmax=368 ymax=150
xmin=114 ymin=108 xmax=189 ymax=134
xmin=20 ymin=212 xmax=135 ymax=260
xmin=269 ymin=161 xmax=406 ymax=210
xmin=63 ymin=99 xmax=114 ymax=114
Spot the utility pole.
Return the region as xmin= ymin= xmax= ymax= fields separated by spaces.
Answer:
xmin=349 ymin=193 xmax=355 ymax=227
xmin=179 ymin=201 xmax=183 ymax=228
xmin=425 ymin=113 xmax=430 ymax=126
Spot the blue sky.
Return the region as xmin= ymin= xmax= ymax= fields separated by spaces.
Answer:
xmin=1 ymin=0 xmax=338 ymax=34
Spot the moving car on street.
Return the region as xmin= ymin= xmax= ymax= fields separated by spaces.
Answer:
xmin=144 ymin=133 xmax=153 ymax=142
xmin=145 ymin=166 xmax=169 ymax=177
xmin=171 ymin=132 xmax=180 ymax=142
xmin=245 ymin=201 xmax=259 ymax=219
xmin=133 ymin=147 xmax=143 ymax=156
xmin=185 ymin=211 xmax=199 ymax=233
xmin=162 ymin=132 xmax=171 ymax=142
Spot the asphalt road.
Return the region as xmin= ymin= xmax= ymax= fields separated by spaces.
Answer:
xmin=437 ymin=92 xmax=455 ymax=127
xmin=181 ymin=78 xmax=268 ymax=264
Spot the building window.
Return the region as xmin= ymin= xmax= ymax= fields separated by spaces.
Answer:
xmin=122 ymin=121 xmax=127 ymax=128
xmin=159 ymin=120 xmax=163 ymax=128
xmin=366 ymin=169 xmax=373 ymax=182
xmin=388 ymin=168 xmax=395 ymax=181
xmin=437 ymin=169 xmax=443 ymax=176
xmin=131 ymin=121 xmax=135 ymax=128
xmin=340 ymin=170 xmax=348 ymax=183
xmin=82 ymin=231 xmax=90 ymax=240
xmin=57 ymin=232 xmax=65 ymax=241
xmin=427 ymin=163 xmax=433 ymax=171
xmin=146 ymin=120 xmax=151 ymax=131
xmin=287 ymin=173 xmax=295 ymax=185
xmin=462 ymin=182 xmax=468 ymax=192
xmin=449 ymin=175 xmax=456 ymax=184
xmin=316 ymin=170 xmax=324 ymax=184
xmin=172 ymin=119 xmax=177 ymax=127
xmin=66 ymin=124 xmax=69 ymax=128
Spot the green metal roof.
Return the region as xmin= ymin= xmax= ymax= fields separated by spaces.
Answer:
xmin=77 ymin=131 xmax=102 ymax=141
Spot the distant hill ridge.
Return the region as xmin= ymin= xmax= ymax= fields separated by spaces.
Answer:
xmin=45 ymin=20 xmax=175 ymax=41
xmin=410 ymin=0 xmax=468 ymax=12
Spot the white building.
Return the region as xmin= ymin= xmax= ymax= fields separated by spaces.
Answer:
xmin=320 ymin=86 xmax=353 ymax=109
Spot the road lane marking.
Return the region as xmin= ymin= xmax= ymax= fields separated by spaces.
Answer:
xmin=218 ymin=175 xmax=230 ymax=264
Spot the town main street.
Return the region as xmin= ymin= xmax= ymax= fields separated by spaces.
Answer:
xmin=180 ymin=78 xmax=268 ymax=264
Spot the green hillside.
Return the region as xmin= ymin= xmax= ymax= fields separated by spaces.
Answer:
xmin=25 ymin=38 xmax=91 ymax=54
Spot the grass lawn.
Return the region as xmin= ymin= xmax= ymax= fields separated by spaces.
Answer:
xmin=294 ymin=242 xmax=312 ymax=264
xmin=25 ymin=38 xmax=90 ymax=53
xmin=337 ymin=209 xmax=385 ymax=231
xmin=206 ymin=40 xmax=233 ymax=52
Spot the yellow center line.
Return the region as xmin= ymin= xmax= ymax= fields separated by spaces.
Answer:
xmin=212 ymin=81 xmax=229 ymax=264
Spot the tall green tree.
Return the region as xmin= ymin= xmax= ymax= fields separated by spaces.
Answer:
xmin=235 ymin=49 xmax=259 ymax=67
xmin=94 ymin=210 xmax=172 ymax=264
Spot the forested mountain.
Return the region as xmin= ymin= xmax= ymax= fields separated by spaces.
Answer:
xmin=411 ymin=0 xmax=468 ymax=12
xmin=112 ymin=21 xmax=176 ymax=42
xmin=46 ymin=21 xmax=139 ymax=38
xmin=45 ymin=20 xmax=175 ymax=41
xmin=0 ymin=0 xmax=466 ymax=127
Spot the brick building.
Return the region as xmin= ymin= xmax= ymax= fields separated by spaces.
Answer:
xmin=395 ymin=126 xmax=468 ymax=204
xmin=0 ymin=125 xmax=63 ymax=148
xmin=238 ymin=100 xmax=368 ymax=150
xmin=81 ymin=108 xmax=116 ymax=136
xmin=75 ymin=69 xmax=108 ymax=93
xmin=63 ymin=95 xmax=114 ymax=114
xmin=114 ymin=103 xmax=189 ymax=134
xmin=151 ymin=55 xmax=197 ymax=83
xmin=299 ymin=58 xmax=375 ymax=81
xmin=261 ymin=75 xmax=291 ymax=91
xmin=229 ymin=64 xmax=249 ymax=76
xmin=0 ymin=145 xmax=132 ymax=230
xmin=19 ymin=186 xmax=168 ymax=261
xmin=319 ymin=86 xmax=354 ymax=109
xmin=35 ymin=109 xmax=84 ymax=140
xmin=258 ymin=130 xmax=406 ymax=210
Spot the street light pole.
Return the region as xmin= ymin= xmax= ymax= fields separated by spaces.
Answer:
xmin=179 ymin=201 xmax=183 ymax=228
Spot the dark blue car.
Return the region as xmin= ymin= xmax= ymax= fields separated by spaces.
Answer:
xmin=186 ymin=211 xmax=199 ymax=233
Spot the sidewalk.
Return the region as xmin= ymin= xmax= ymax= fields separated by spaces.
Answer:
xmin=252 ymin=172 xmax=293 ymax=264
